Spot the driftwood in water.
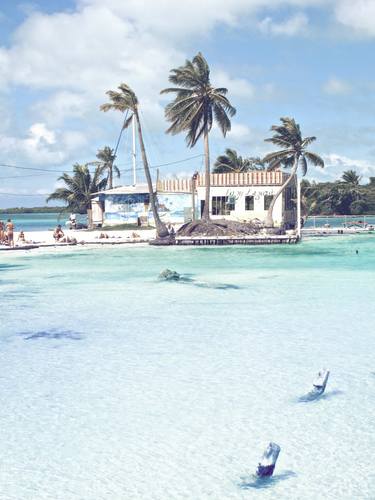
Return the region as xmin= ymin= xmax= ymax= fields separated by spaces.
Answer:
xmin=256 ymin=442 xmax=281 ymax=477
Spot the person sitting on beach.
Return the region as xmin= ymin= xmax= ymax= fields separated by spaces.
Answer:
xmin=53 ymin=224 xmax=64 ymax=242
xmin=69 ymin=213 xmax=77 ymax=229
xmin=17 ymin=231 xmax=26 ymax=243
xmin=6 ymin=219 xmax=14 ymax=247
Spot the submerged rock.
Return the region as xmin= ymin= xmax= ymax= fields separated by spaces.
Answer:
xmin=256 ymin=442 xmax=281 ymax=478
xmin=158 ymin=269 xmax=181 ymax=281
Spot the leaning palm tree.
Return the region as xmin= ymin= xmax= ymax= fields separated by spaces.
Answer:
xmin=213 ymin=148 xmax=265 ymax=173
xmin=341 ymin=169 xmax=361 ymax=186
xmin=263 ymin=117 xmax=324 ymax=227
xmin=46 ymin=163 xmax=107 ymax=225
xmin=161 ymin=52 xmax=236 ymax=221
xmin=100 ymin=84 xmax=169 ymax=238
xmin=95 ymin=146 xmax=120 ymax=190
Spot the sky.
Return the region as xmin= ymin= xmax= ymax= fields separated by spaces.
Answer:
xmin=1 ymin=0 xmax=375 ymax=208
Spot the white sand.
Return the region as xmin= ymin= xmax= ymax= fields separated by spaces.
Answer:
xmin=1 ymin=228 xmax=157 ymax=249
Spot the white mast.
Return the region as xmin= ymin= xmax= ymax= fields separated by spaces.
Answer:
xmin=132 ymin=115 xmax=137 ymax=186
xmin=297 ymin=175 xmax=301 ymax=239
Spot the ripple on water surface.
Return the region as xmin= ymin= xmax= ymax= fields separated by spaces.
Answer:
xmin=0 ymin=236 xmax=374 ymax=499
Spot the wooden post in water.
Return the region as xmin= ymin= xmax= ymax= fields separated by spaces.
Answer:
xmin=256 ymin=442 xmax=281 ymax=477
xmin=297 ymin=176 xmax=301 ymax=239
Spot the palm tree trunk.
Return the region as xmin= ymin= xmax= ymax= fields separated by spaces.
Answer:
xmin=108 ymin=166 xmax=113 ymax=190
xmin=265 ymin=156 xmax=299 ymax=227
xmin=202 ymin=127 xmax=210 ymax=221
xmin=133 ymin=109 xmax=169 ymax=238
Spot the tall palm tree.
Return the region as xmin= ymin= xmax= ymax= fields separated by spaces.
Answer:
xmin=95 ymin=146 xmax=120 ymax=190
xmin=161 ymin=52 xmax=236 ymax=221
xmin=213 ymin=148 xmax=265 ymax=173
xmin=341 ymin=169 xmax=361 ymax=186
xmin=263 ymin=117 xmax=324 ymax=227
xmin=100 ymin=84 xmax=169 ymax=238
xmin=46 ymin=163 xmax=107 ymax=224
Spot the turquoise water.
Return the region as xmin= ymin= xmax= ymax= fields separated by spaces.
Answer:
xmin=0 ymin=213 xmax=87 ymax=232
xmin=1 ymin=237 xmax=375 ymax=499
xmin=304 ymin=215 xmax=375 ymax=228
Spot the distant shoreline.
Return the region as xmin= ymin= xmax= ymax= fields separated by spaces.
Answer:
xmin=0 ymin=207 xmax=62 ymax=215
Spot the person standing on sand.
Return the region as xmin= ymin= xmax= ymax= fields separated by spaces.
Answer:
xmin=0 ymin=220 xmax=4 ymax=243
xmin=6 ymin=219 xmax=14 ymax=247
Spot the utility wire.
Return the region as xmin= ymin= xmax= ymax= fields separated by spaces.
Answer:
xmin=0 ymin=154 xmax=204 ymax=179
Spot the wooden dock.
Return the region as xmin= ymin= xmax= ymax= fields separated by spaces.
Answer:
xmin=174 ymin=235 xmax=299 ymax=246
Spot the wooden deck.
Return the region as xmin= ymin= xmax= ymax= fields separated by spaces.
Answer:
xmin=174 ymin=235 xmax=299 ymax=246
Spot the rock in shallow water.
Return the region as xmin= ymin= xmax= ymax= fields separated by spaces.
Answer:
xmin=158 ymin=269 xmax=181 ymax=281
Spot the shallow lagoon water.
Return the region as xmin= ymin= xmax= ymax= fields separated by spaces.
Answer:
xmin=1 ymin=236 xmax=375 ymax=499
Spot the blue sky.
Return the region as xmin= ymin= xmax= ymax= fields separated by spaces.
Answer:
xmin=1 ymin=0 xmax=375 ymax=207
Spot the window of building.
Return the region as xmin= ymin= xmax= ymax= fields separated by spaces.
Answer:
xmin=212 ymin=196 xmax=235 ymax=215
xmin=264 ymin=195 xmax=273 ymax=211
xmin=245 ymin=195 xmax=254 ymax=211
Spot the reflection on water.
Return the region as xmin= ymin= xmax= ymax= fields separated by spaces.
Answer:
xmin=239 ymin=470 xmax=297 ymax=489
xmin=297 ymin=389 xmax=344 ymax=403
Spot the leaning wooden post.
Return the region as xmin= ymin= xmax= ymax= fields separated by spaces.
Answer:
xmin=256 ymin=442 xmax=281 ymax=477
xmin=312 ymin=368 xmax=330 ymax=395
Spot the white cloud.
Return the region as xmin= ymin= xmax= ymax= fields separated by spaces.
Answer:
xmin=211 ymin=70 xmax=255 ymax=99
xmin=0 ymin=123 xmax=87 ymax=165
xmin=258 ymin=13 xmax=309 ymax=36
xmin=335 ymin=0 xmax=375 ymax=37
xmin=309 ymin=153 xmax=375 ymax=182
xmin=323 ymin=77 xmax=352 ymax=95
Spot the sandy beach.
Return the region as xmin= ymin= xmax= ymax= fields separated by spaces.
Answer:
xmin=0 ymin=228 xmax=157 ymax=251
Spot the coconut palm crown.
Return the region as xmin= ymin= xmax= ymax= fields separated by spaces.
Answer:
xmin=46 ymin=163 xmax=107 ymax=215
xmin=161 ymin=52 xmax=236 ymax=220
xmin=263 ymin=117 xmax=324 ymax=227
xmin=341 ymin=169 xmax=361 ymax=185
xmin=100 ymin=84 xmax=169 ymax=238
xmin=213 ymin=148 xmax=265 ymax=173
xmin=91 ymin=146 xmax=120 ymax=190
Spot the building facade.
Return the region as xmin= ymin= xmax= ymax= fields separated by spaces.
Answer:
xmin=91 ymin=171 xmax=296 ymax=228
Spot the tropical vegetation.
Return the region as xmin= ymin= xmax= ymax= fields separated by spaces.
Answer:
xmin=263 ymin=117 xmax=324 ymax=227
xmin=161 ymin=52 xmax=236 ymax=221
xmin=100 ymin=83 xmax=169 ymax=238
xmin=93 ymin=146 xmax=120 ymax=190
xmin=302 ymin=172 xmax=375 ymax=216
xmin=46 ymin=163 xmax=107 ymax=223
xmin=213 ymin=148 xmax=265 ymax=173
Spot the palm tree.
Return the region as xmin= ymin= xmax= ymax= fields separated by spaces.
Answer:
xmin=263 ymin=117 xmax=324 ymax=227
xmin=100 ymin=84 xmax=169 ymax=238
xmin=161 ymin=52 xmax=236 ymax=221
xmin=95 ymin=146 xmax=120 ymax=189
xmin=46 ymin=163 xmax=107 ymax=225
xmin=341 ymin=169 xmax=361 ymax=186
xmin=213 ymin=148 xmax=265 ymax=173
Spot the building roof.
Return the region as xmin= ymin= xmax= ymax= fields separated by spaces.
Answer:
xmin=93 ymin=183 xmax=153 ymax=196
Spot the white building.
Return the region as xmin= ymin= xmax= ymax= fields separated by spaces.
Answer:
xmin=91 ymin=171 xmax=296 ymax=228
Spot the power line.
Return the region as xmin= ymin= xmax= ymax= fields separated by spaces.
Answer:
xmin=0 ymin=154 xmax=204 ymax=180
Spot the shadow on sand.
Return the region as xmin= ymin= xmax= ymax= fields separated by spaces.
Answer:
xmin=239 ymin=470 xmax=296 ymax=490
